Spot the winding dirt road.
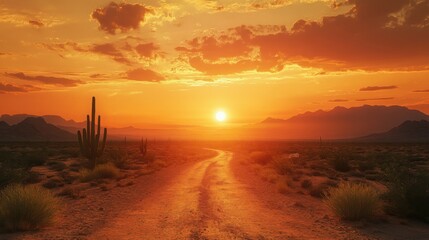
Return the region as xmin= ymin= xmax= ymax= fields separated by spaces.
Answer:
xmin=89 ymin=150 xmax=367 ymax=240
xmin=7 ymin=149 xmax=429 ymax=240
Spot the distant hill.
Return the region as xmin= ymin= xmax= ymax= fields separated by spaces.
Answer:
xmin=358 ymin=120 xmax=429 ymax=142
xmin=258 ymin=105 xmax=429 ymax=139
xmin=0 ymin=117 xmax=75 ymax=141
xmin=0 ymin=114 xmax=84 ymax=128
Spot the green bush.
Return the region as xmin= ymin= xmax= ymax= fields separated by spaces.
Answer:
xmin=0 ymin=184 xmax=57 ymax=231
xmin=324 ymin=182 xmax=380 ymax=220
xmin=383 ymin=162 xmax=429 ymax=221
xmin=79 ymin=163 xmax=120 ymax=182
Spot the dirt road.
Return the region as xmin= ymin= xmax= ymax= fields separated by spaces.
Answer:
xmin=89 ymin=150 xmax=367 ymax=240
xmin=9 ymin=149 xmax=427 ymax=240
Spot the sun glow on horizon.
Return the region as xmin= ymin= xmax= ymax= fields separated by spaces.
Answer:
xmin=215 ymin=110 xmax=227 ymax=122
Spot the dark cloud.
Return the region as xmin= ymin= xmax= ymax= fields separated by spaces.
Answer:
xmin=0 ymin=83 xmax=28 ymax=93
xmin=135 ymin=43 xmax=159 ymax=58
xmin=177 ymin=0 xmax=429 ymax=74
xmin=28 ymin=20 xmax=44 ymax=27
xmin=5 ymin=72 xmax=82 ymax=87
xmin=413 ymin=89 xmax=429 ymax=92
xmin=90 ymin=43 xmax=132 ymax=65
xmin=329 ymin=99 xmax=349 ymax=102
xmin=125 ymin=68 xmax=164 ymax=82
xmin=360 ymin=85 xmax=398 ymax=91
xmin=356 ymin=97 xmax=395 ymax=101
xmin=91 ymin=2 xmax=152 ymax=35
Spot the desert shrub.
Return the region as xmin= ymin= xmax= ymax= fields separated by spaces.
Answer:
xmin=58 ymin=186 xmax=82 ymax=199
xmin=103 ymin=148 xmax=129 ymax=169
xmin=324 ymin=182 xmax=380 ymax=221
xmin=42 ymin=177 xmax=64 ymax=189
xmin=249 ymin=151 xmax=272 ymax=165
xmin=79 ymin=163 xmax=120 ymax=182
xmin=0 ymin=166 xmax=28 ymax=189
xmin=21 ymin=150 xmax=49 ymax=167
xmin=383 ymin=163 xmax=429 ymax=221
xmin=272 ymin=156 xmax=294 ymax=175
xmin=0 ymin=184 xmax=57 ymax=231
xmin=47 ymin=161 xmax=67 ymax=171
xmin=357 ymin=160 xmax=376 ymax=172
xmin=328 ymin=152 xmax=350 ymax=172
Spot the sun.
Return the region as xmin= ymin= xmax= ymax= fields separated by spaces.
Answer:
xmin=215 ymin=110 xmax=227 ymax=122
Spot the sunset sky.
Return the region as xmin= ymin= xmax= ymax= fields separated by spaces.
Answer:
xmin=0 ymin=0 xmax=428 ymax=128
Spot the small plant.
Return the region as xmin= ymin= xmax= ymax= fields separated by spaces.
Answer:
xmin=0 ymin=184 xmax=57 ymax=231
xmin=77 ymin=97 xmax=107 ymax=169
xmin=79 ymin=163 xmax=120 ymax=182
xmin=329 ymin=152 xmax=350 ymax=172
xmin=324 ymin=182 xmax=380 ymax=221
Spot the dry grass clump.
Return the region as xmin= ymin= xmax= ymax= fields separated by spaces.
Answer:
xmin=79 ymin=163 xmax=120 ymax=182
xmin=324 ymin=182 xmax=380 ymax=220
xmin=0 ymin=184 xmax=57 ymax=231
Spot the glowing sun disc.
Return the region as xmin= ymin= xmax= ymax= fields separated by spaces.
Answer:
xmin=215 ymin=111 xmax=227 ymax=122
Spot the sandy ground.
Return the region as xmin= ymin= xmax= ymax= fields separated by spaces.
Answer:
xmin=3 ymin=149 xmax=429 ymax=240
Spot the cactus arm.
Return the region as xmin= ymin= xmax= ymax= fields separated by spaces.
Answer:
xmin=82 ymin=128 xmax=88 ymax=157
xmin=86 ymin=115 xmax=90 ymax=152
xmin=78 ymin=131 xmax=83 ymax=154
xmin=98 ymin=128 xmax=107 ymax=157
xmin=95 ymin=115 xmax=101 ymax=153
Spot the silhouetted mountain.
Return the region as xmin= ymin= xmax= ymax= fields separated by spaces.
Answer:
xmin=358 ymin=120 xmax=429 ymax=142
xmin=259 ymin=105 xmax=429 ymax=139
xmin=0 ymin=114 xmax=84 ymax=128
xmin=0 ymin=117 xmax=75 ymax=141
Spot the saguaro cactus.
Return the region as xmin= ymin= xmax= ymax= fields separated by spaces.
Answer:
xmin=77 ymin=97 xmax=107 ymax=169
xmin=139 ymin=138 xmax=147 ymax=158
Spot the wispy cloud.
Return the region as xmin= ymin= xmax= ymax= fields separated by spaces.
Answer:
xmin=413 ymin=89 xmax=429 ymax=93
xmin=329 ymin=99 xmax=349 ymax=102
xmin=356 ymin=97 xmax=394 ymax=102
xmin=5 ymin=72 xmax=82 ymax=87
xmin=360 ymin=86 xmax=397 ymax=91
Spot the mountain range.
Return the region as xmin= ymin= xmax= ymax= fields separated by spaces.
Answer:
xmin=358 ymin=120 xmax=429 ymax=142
xmin=259 ymin=105 xmax=429 ymax=140
xmin=0 ymin=114 xmax=84 ymax=128
xmin=0 ymin=105 xmax=428 ymax=141
xmin=0 ymin=117 xmax=75 ymax=142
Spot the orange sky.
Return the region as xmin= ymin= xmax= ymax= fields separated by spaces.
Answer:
xmin=0 ymin=0 xmax=428 ymax=128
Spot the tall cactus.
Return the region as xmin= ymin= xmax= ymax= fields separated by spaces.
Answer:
xmin=139 ymin=137 xmax=147 ymax=158
xmin=77 ymin=97 xmax=107 ymax=169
